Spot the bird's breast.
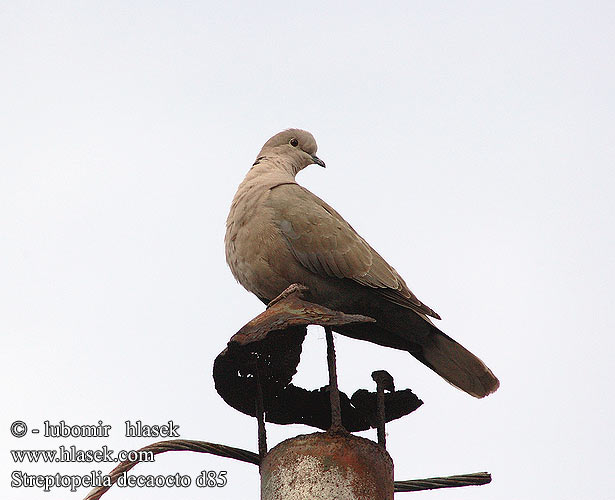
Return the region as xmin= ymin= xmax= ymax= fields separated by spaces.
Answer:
xmin=225 ymin=184 xmax=300 ymax=301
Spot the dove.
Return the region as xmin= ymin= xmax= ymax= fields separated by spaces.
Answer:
xmin=225 ymin=129 xmax=499 ymax=397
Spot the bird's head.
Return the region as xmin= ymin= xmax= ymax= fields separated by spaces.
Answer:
xmin=257 ymin=129 xmax=326 ymax=175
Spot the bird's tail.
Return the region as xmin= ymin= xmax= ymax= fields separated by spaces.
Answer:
xmin=417 ymin=329 xmax=500 ymax=398
xmin=332 ymin=316 xmax=499 ymax=398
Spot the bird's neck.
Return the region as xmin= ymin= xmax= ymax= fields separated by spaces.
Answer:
xmin=232 ymin=164 xmax=297 ymax=213
xmin=247 ymin=158 xmax=299 ymax=182
xmin=228 ymin=163 xmax=297 ymax=227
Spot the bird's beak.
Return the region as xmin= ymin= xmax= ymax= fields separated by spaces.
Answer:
xmin=311 ymin=155 xmax=326 ymax=168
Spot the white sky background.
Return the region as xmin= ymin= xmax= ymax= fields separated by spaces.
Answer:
xmin=1 ymin=1 xmax=614 ymax=499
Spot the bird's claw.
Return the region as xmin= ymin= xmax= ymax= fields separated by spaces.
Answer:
xmin=267 ymin=283 xmax=309 ymax=308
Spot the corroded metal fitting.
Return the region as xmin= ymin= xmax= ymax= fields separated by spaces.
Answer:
xmin=261 ymin=432 xmax=393 ymax=500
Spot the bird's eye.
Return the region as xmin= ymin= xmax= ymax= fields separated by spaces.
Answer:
xmin=289 ymin=138 xmax=299 ymax=147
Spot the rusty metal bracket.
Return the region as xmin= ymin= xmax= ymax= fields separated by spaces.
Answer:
xmin=213 ymin=286 xmax=423 ymax=432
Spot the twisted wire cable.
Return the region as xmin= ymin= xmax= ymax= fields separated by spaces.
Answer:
xmin=394 ymin=472 xmax=492 ymax=492
xmin=83 ymin=439 xmax=258 ymax=500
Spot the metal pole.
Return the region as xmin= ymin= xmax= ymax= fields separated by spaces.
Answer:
xmin=260 ymin=432 xmax=394 ymax=500
xmin=260 ymin=330 xmax=394 ymax=499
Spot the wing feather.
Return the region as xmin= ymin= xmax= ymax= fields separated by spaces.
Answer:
xmin=266 ymin=183 xmax=440 ymax=319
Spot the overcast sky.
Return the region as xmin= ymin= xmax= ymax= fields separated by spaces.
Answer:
xmin=2 ymin=2 xmax=614 ymax=499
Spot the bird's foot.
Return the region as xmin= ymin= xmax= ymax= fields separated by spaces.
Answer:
xmin=266 ymin=283 xmax=309 ymax=308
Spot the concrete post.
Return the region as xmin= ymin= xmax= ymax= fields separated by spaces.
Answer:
xmin=260 ymin=432 xmax=393 ymax=500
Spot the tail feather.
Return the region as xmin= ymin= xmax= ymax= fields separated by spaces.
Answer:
xmin=332 ymin=310 xmax=500 ymax=398
xmin=420 ymin=332 xmax=500 ymax=398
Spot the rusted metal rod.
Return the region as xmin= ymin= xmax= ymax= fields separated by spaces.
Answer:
xmin=254 ymin=358 xmax=267 ymax=461
xmin=324 ymin=326 xmax=344 ymax=432
xmin=371 ymin=370 xmax=395 ymax=449
xmin=376 ymin=388 xmax=385 ymax=447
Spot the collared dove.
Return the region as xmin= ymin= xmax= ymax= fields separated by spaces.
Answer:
xmin=225 ymin=129 xmax=499 ymax=398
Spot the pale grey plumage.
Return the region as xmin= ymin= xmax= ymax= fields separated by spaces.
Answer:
xmin=225 ymin=129 xmax=499 ymax=398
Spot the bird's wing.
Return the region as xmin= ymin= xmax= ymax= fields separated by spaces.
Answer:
xmin=266 ymin=183 xmax=441 ymax=319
